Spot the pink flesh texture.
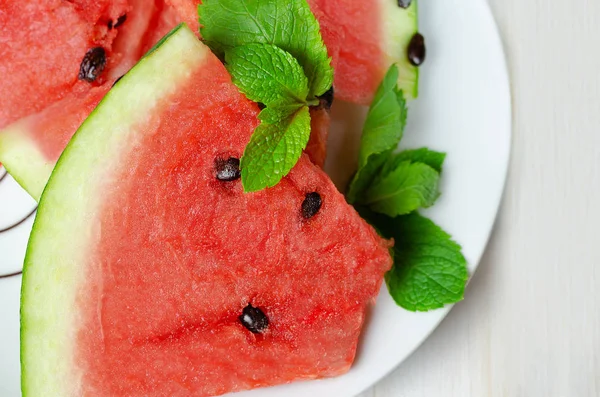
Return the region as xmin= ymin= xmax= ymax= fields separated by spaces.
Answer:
xmin=75 ymin=54 xmax=391 ymax=396
xmin=23 ymin=84 xmax=111 ymax=160
xmin=0 ymin=0 xmax=129 ymax=128
xmin=307 ymin=0 xmax=386 ymax=105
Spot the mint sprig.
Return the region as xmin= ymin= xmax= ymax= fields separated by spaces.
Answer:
xmin=199 ymin=0 xmax=333 ymax=98
xmin=361 ymin=210 xmax=468 ymax=311
xmin=348 ymin=64 xmax=468 ymax=312
xmin=199 ymin=0 xmax=333 ymax=192
xmin=347 ymin=65 xmax=408 ymax=203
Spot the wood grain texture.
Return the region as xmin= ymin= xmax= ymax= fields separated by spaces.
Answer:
xmin=360 ymin=0 xmax=600 ymax=396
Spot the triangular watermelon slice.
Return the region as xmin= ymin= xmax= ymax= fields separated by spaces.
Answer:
xmin=21 ymin=24 xmax=392 ymax=396
xmin=308 ymin=0 xmax=420 ymax=104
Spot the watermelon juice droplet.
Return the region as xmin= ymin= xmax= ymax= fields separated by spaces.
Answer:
xmin=407 ymin=33 xmax=426 ymax=66
xmin=78 ymin=47 xmax=107 ymax=83
xmin=240 ymin=305 xmax=269 ymax=334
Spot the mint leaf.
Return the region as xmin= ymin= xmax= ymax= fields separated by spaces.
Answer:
xmin=347 ymin=153 xmax=388 ymax=202
xmin=241 ymin=106 xmax=311 ymax=192
xmin=360 ymin=161 xmax=440 ymax=217
xmin=347 ymin=65 xmax=408 ymax=203
xmin=258 ymin=105 xmax=303 ymax=124
xmin=225 ymin=44 xmax=309 ymax=107
xmin=359 ymin=66 xmax=408 ymax=167
xmin=361 ymin=210 xmax=468 ymax=312
xmin=387 ymin=148 xmax=446 ymax=174
xmin=199 ymin=0 xmax=333 ymax=97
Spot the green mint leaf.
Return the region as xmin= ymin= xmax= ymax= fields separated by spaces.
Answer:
xmin=258 ymin=105 xmax=303 ymax=124
xmin=241 ymin=106 xmax=311 ymax=192
xmin=347 ymin=65 xmax=408 ymax=203
xmin=225 ymin=44 xmax=309 ymax=107
xmin=387 ymin=148 xmax=447 ymax=174
xmin=346 ymin=153 xmax=388 ymax=203
xmin=361 ymin=210 xmax=468 ymax=312
xmin=359 ymin=66 xmax=408 ymax=167
xmin=199 ymin=0 xmax=333 ymax=97
xmin=360 ymin=161 xmax=440 ymax=217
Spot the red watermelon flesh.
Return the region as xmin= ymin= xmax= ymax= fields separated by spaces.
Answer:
xmin=165 ymin=0 xmax=201 ymax=33
xmin=0 ymin=0 xmax=129 ymax=128
xmin=21 ymin=25 xmax=392 ymax=396
xmin=307 ymin=107 xmax=331 ymax=168
xmin=307 ymin=0 xmax=383 ymax=104
xmin=22 ymin=85 xmax=111 ymax=162
xmin=108 ymin=0 xmax=158 ymax=78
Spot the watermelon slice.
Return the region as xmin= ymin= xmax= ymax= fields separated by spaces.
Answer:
xmin=0 ymin=0 xmax=129 ymax=128
xmin=308 ymin=0 xmax=420 ymax=104
xmin=21 ymin=24 xmax=392 ymax=396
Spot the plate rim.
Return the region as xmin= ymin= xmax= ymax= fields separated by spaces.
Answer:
xmin=351 ymin=0 xmax=512 ymax=394
xmin=0 ymin=0 xmax=512 ymax=395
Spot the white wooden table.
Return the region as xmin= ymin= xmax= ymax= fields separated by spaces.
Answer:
xmin=361 ymin=1 xmax=600 ymax=396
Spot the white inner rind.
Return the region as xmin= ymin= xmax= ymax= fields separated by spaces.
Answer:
xmin=381 ymin=0 xmax=419 ymax=99
xmin=20 ymin=25 xmax=210 ymax=397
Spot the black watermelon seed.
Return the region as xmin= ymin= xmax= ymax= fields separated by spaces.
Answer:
xmin=257 ymin=102 xmax=266 ymax=110
xmin=215 ymin=157 xmax=241 ymax=181
xmin=407 ymin=33 xmax=426 ymax=67
xmin=240 ymin=304 xmax=269 ymax=334
xmin=78 ymin=47 xmax=107 ymax=83
xmin=397 ymin=0 xmax=412 ymax=8
xmin=301 ymin=192 xmax=322 ymax=219
xmin=113 ymin=14 xmax=127 ymax=28
xmin=317 ymin=86 xmax=334 ymax=110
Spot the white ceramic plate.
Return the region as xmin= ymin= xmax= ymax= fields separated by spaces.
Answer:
xmin=0 ymin=0 xmax=510 ymax=395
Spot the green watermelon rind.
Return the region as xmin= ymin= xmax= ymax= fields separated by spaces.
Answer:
xmin=381 ymin=0 xmax=419 ymax=99
xmin=20 ymin=23 xmax=211 ymax=396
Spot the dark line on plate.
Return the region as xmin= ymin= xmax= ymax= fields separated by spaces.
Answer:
xmin=0 ymin=270 xmax=22 ymax=279
xmin=0 ymin=171 xmax=34 ymax=278
xmin=0 ymin=206 xmax=37 ymax=234
xmin=0 ymin=206 xmax=36 ymax=279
